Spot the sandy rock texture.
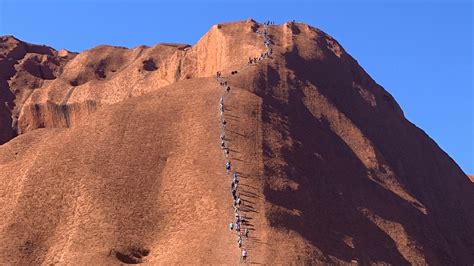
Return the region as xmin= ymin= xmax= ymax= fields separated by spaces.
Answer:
xmin=0 ymin=20 xmax=473 ymax=264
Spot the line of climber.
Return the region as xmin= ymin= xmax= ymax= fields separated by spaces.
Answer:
xmin=215 ymin=20 xmax=275 ymax=262
xmin=216 ymin=70 xmax=249 ymax=260
xmin=248 ymin=23 xmax=273 ymax=65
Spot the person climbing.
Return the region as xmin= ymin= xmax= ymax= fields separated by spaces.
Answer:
xmin=229 ymin=223 xmax=234 ymax=231
xmin=232 ymin=188 xmax=237 ymax=198
xmin=226 ymin=161 xmax=231 ymax=172
xmin=238 ymin=236 xmax=242 ymax=248
xmin=221 ymin=140 xmax=226 ymax=149
xmin=236 ymin=197 xmax=242 ymax=206
xmin=245 ymin=228 xmax=249 ymax=238
xmin=222 ymin=120 xmax=227 ymax=127
xmin=242 ymin=249 xmax=248 ymax=261
xmin=226 ymin=86 xmax=230 ymax=92
xmin=224 ymin=147 xmax=230 ymax=156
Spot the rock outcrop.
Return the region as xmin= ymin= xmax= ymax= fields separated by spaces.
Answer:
xmin=0 ymin=20 xmax=472 ymax=264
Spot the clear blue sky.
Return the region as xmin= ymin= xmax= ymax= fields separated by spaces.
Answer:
xmin=1 ymin=0 xmax=472 ymax=173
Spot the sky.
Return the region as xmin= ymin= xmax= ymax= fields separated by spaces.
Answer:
xmin=0 ymin=0 xmax=472 ymax=173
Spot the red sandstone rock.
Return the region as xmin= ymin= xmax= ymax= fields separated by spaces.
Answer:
xmin=0 ymin=20 xmax=472 ymax=264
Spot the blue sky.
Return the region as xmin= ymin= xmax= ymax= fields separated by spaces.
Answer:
xmin=1 ymin=0 xmax=472 ymax=173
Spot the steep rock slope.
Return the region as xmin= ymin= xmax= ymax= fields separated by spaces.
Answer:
xmin=0 ymin=20 xmax=266 ymax=141
xmin=0 ymin=20 xmax=472 ymax=264
xmin=226 ymin=22 xmax=473 ymax=264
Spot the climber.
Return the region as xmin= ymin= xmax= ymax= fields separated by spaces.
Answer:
xmin=224 ymin=147 xmax=230 ymax=156
xmin=221 ymin=140 xmax=226 ymax=149
xmin=226 ymin=161 xmax=231 ymax=172
xmin=236 ymin=196 xmax=242 ymax=206
xmin=220 ymin=133 xmax=225 ymax=141
xmin=233 ymin=173 xmax=239 ymax=185
xmin=229 ymin=223 xmax=234 ymax=231
xmin=238 ymin=236 xmax=242 ymax=248
xmin=226 ymin=86 xmax=230 ymax=92
xmin=244 ymin=228 xmax=249 ymax=238
xmin=236 ymin=214 xmax=241 ymax=223
xmin=242 ymin=249 xmax=248 ymax=261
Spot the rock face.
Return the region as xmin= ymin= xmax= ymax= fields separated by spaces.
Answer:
xmin=0 ymin=20 xmax=472 ymax=264
xmin=0 ymin=35 xmax=74 ymax=144
xmin=0 ymin=21 xmax=266 ymax=142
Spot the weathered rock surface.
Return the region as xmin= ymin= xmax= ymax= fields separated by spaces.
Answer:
xmin=0 ymin=20 xmax=472 ymax=264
